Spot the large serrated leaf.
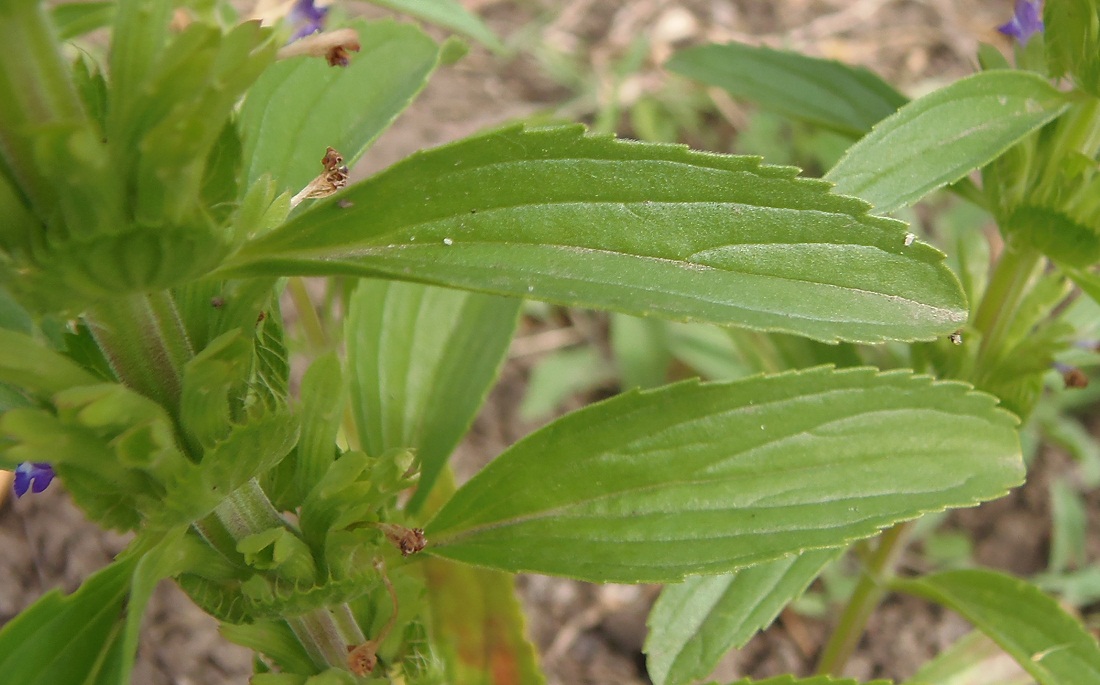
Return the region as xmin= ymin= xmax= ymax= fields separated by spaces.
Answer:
xmin=424 ymin=367 xmax=1022 ymax=583
xmin=239 ymin=19 xmax=440 ymax=196
xmin=895 ymin=569 xmax=1100 ymax=685
xmin=667 ymin=42 xmax=906 ymax=138
xmin=825 ymin=71 xmax=1071 ymax=213
xmin=346 ymin=280 xmax=520 ymax=513
xmin=645 ymin=549 xmax=840 ymax=685
xmin=221 ymin=125 xmax=967 ymax=344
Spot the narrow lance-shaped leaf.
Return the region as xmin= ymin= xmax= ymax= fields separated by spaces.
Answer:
xmin=723 ymin=678 xmax=892 ymax=685
xmin=825 ymin=71 xmax=1071 ymax=213
xmin=667 ymin=42 xmax=907 ymax=138
xmin=346 ymin=280 xmax=520 ymax=513
xmin=239 ymin=19 xmax=442 ymax=196
xmin=425 ymin=366 xmax=1022 ymax=583
xmin=416 ymin=469 xmax=545 ymax=685
xmin=423 ymin=558 xmax=545 ymax=685
xmin=365 ymin=0 xmax=504 ymax=53
xmin=221 ymin=125 xmax=967 ymax=344
xmin=895 ymin=569 xmax=1100 ymax=685
xmin=645 ymin=549 xmax=840 ymax=685
xmin=0 ymin=554 xmax=137 ymax=685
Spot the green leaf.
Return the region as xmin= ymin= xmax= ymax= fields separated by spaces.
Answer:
xmin=365 ymin=0 xmax=504 ymax=53
xmin=825 ymin=71 xmax=1071 ymax=213
xmin=1007 ymin=206 xmax=1100 ymax=268
xmin=645 ymin=548 xmax=839 ymax=685
xmin=1045 ymin=0 xmax=1100 ymax=97
xmin=425 ymin=367 xmax=1022 ymax=583
xmin=0 ymin=554 xmax=136 ymax=685
xmin=519 ymin=346 xmax=615 ymax=421
xmin=722 ymin=677 xmax=892 ymax=685
xmin=116 ymin=529 xmax=202 ymax=684
xmin=611 ymin=313 xmax=672 ymax=389
xmin=422 ymin=557 xmax=545 ymax=685
xmin=239 ymin=19 xmax=441 ymax=196
xmin=222 ymin=125 xmax=968 ymax=344
xmin=0 ymin=328 xmax=100 ymax=398
xmin=51 ymin=1 xmax=114 ymax=40
xmin=667 ymin=42 xmax=907 ymax=138
xmin=221 ymin=619 xmax=318 ymax=675
xmin=896 ymin=569 xmax=1100 ymax=685
xmin=292 ymin=353 xmax=344 ymax=505
xmin=906 ymin=630 xmax=1031 ymax=685
xmin=346 ymin=280 xmax=520 ymax=514
xmin=107 ymin=0 xmax=171 ymax=128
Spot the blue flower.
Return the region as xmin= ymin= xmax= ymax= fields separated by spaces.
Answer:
xmin=13 ymin=462 xmax=55 ymax=498
xmin=998 ymin=0 xmax=1044 ymax=45
xmin=288 ymin=0 xmax=328 ymax=42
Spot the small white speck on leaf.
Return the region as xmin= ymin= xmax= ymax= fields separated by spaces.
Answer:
xmin=443 ymin=238 xmax=453 ymax=246
xmin=949 ymin=331 xmax=963 ymax=345
xmin=904 ymin=233 xmax=915 ymax=247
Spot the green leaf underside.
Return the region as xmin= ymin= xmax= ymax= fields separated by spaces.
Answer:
xmin=826 ymin=71 xmax=1070 ymax=213
xmin=425 ymin=366 xmax=1022 ymax=583
xmin=896 ymin=569 xmax=1100 ymax=685
xmin=423 ymin=557 xmax=545 ymax=685
xmin=223 ymin=125 xmax=966 ymax=344
xmin=346 ymin=280 xmax=520 ymax=514
xmin=725 ymin=678 xmax=892 ymax=685
xmin=667 ymin=42 xmax=907 ymax=138
xmin=365 ymin=0 xmax=504 ymax=53
xmin=0 ymin=555 xmax=137 ymax=685
xmin=239 ymin=19 xmax=440 ymax=196
xmin=646 ymin=549 xmax=840 ymax=685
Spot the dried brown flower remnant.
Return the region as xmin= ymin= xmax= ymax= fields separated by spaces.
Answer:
xmin=346 ymin=643 xmax=378 ymax=676
xmin=276 ymin=28 xmax=361 ymax=63
xmin=377 ymin=523 xmax=427 ymax=556
xmin=346 ymin=557 xmax=400 ymax=675
xmin=326 ymin=44 xmax=354 ymax=67
xmin=290 ymin=146 xmax=350 ymax=207
xmin=1059 ymin=364 xmax=1089 ymax=389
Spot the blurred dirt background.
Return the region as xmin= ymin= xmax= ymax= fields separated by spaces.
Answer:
xmin=3 ymin=1 xmax=1095 ymax=684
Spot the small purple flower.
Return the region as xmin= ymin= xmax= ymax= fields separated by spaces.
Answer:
xmin=13 ymin=462 xmax=55 ymax=498
xmin=288 ymin=0 xmax=328 ymax=42
xmin=998 ymin=0 xmax=1044 ymax=45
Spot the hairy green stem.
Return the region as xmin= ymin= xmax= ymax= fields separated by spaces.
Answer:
xmin=212 ymin=477 xmax=364 ymax=673
xmin=85 ymin=291 xmax=194 ymax=415
xmin=287 ymin=613 xmax=350 ymax=671
xmin=815 ymin=523 xmax=911 ymax=675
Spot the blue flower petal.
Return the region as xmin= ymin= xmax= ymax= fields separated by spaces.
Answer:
xmin=998 ymin=0 xmax=1044 ymax=45
xmin=13 ymin=462 xmax=55 ymax=498
xmin=288 ymin=0 xmax=328 ymax=42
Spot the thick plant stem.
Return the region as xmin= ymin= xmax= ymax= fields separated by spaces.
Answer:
xmin=212 ymin=477 xmax=365 ymax=673
xmin=85 ymin=291 xmax=194 ymax=415
xmin=287 ymin=612 xmax=351 ymax=671
xmin=815 ymin=523 xmax=911 ymax=676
